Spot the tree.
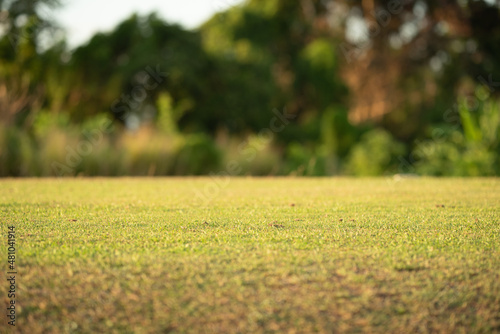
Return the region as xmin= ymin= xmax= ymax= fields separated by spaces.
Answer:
xmin=330 ymin=0 xmax=500 ymax=141
xmin=0 ymin=0 xmax=61 ymax=126
xmin=201 ymin=0 xmax=347 ymax=144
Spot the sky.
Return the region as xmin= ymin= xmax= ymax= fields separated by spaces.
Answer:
xmin=53 ymin=0 xmax=244 ymax=48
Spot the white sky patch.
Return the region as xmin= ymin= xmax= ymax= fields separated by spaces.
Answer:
xmin=54 ymin=0 xmax=244 ymax=49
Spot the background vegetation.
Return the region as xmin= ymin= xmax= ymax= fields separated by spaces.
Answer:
xmin=1 ymin=0 xmax=499 ymax=176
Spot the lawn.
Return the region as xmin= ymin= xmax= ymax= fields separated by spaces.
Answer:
xmin=1 ymin=177 xmax=499 ymax=333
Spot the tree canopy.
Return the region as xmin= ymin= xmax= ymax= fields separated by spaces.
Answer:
xmin=1 ymin=0 xmax=499 ymax=176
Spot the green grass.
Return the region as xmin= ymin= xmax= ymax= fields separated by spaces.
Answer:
xmin=1 ymin=177 xmax=499 ymax=333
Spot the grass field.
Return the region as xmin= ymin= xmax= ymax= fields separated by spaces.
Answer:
xmin=1 ymin=177 xmax=499 ymax=333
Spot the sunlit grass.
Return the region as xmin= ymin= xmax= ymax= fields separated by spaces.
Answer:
xmin=1 ymin=177 xmax=499 ymax=333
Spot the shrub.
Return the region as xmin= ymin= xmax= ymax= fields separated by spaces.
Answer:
xmin=414 ymin=99 xmax=500 ymax=176
xmin=0 ymin=125 xmax=36 ymax=176
xmin=174 ymin=134 xmax=222 ymax=175
xmin=344 ymin=129 xmax=406 ymax=176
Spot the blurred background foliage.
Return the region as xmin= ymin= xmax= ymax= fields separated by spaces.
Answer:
xmin=0 ymin=0 xmax=499 ymax=176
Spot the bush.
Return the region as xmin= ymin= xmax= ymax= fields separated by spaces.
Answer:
xmin=120 ymin=128 xmax=179 ymax=176
xmin=282 ymin=142 xmax=337 ymax=176
xmin=344 ymin=129 xmax=406 ymax=176
xmin=414 ymin=99 xmax=500 ymax=176
xmin=0 ymin=125 xmax=36 ymax=176
xmin=174 ymin=134 xmax=222 ymax=175
xmin=1 ymin=116 xmax=221 ymax=177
